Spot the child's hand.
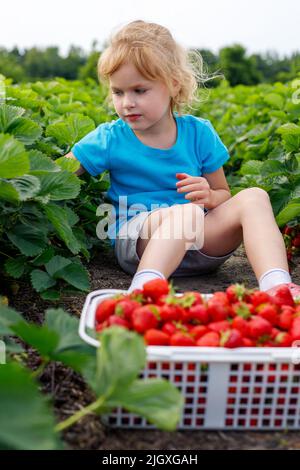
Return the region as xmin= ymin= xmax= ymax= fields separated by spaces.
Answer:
xmin=175 ymin=173 xmax=212 ymax=206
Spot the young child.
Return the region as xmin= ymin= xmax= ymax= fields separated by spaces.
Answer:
xmin=67 ymin=20 xmax=299 ymax=297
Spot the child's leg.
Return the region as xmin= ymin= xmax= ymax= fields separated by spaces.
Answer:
xmin=131 ymin=188 xmax=290 ymax=291
xmin=201 ymin=187 xmax=289 ymax=280
xmin=137 ymin=203 xmax=205 ymax=278
xmin=128 ymin=204 xmax=205 ymax=291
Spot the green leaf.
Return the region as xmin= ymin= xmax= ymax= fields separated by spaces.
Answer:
xmin=8 ymin=117 xmax=42 ymax=146
xmin=269 ymin=188 xmax=291 ymax=216
xmin=261 ymin=160 xmax=285 ymax=176
xmin=31 ymin=246 xmax=55 ymax=266
xmin=276 ymin=123 xmax=300 ymax=136
xmin=0 ymin=180 xmax=20 ymax=202
xmin=10 ymin=174 xmax=41 ymax=200
xmin=0 ymin=304 xmax=23 ymax=336
xmin=40 ymin=290 xmax=61 ymax=301
xmin=54 ymin=262 xmax=90 ymax=291
xmin=0 ymin=133 xmax=29 ymax=178
xmin=44 ymin=309 xmax=95 ymax=372
xmin=0 ymin=105 xmax=25 ymax=132
xmin=106 ymin=378 xmax=184 ymax=431
xmin=4 ymin=257 xmax=27 ymax=279
xmin=240 ymin=160 xmax=263 ymax=175
xmin=30 ymin=269 xmax=56 ymax=293
xmin=45 ymin=255 xmax=71 ymax=277
xmin=64 ymin=206 xmax=79 ymax=226
xmin=43 ymin=204 xmax=81 ymax=254
xmin=34 ymin=171 xmax=81 ymax=200
xmin=55 ymin=156 xmax=80 ymax=173
xmin=46 ymin=113 xmax=95 ymax=147
xmin=282 ymin=134 xmax=300 ymax=153
xmin=276 ymin=202 xmax=300 ymax=227
xmin=0 ymin=363 xmax=62 ymax=450
xmin=264 ymin=93 xmax=284 ymax=110
xmin=7 ymin=224 xmax=47 ymax=256
xmin=28 ymin=151 xmax=61 ymax=174
xmin=12 ymin=321 xmax=59 ymax=357
xmin=88 ymin=327 xmax=146 ymax=395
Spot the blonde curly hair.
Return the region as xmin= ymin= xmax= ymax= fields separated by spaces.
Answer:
xmin=98 ymin=20 xmax=221 ymax=115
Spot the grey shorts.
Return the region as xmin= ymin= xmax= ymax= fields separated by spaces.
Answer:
xmin=114 ymin=209 xmax=236 ymax=277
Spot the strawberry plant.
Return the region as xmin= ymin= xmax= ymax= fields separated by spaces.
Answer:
xmin=0 ymin=300 xmax=183 ymax=449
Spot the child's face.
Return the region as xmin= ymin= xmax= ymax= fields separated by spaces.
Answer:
xmin=109 ymin=61 xmax=173 ymax=131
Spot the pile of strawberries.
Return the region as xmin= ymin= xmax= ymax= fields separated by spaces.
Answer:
xmin=94 ymin=280 xmax=300 ymax=348
xmin=282 ymin=224 xmax=300 ymax=263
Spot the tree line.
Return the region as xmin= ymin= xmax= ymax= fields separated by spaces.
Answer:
xmin=1 ymin=42 xmax=299 ymax=86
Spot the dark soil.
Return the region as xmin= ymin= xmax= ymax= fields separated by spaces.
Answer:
xmin=8 ymin=244 xmax=300 ymax=450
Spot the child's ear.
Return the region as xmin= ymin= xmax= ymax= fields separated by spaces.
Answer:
xmin=171 ymin=79 xmax=180 ymax=96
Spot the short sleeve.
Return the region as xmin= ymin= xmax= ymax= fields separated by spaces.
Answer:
xmin=199 ymin=120 xmax=230 ymax=174
xmin=71 ymin=123 xmax=110 ymax=176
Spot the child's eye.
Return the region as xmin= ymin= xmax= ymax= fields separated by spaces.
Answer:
xmin=135 ymin=89 xmax=147 ymax=94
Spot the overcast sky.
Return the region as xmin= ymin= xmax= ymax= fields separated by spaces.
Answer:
xmin=3 ymin=0 xmax=300 ymax=57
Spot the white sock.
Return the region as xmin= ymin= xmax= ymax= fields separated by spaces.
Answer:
xmin=128 ymin=269 xmax=165 ymax=293
xmin=259 ymin=268 xmax=291 ymax=291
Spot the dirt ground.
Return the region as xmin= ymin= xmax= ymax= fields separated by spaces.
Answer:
xmin=8 ymin=244 xmax=300 ymax=450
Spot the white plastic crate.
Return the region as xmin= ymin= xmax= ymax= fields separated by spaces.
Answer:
xmin=79 ymin=289 xmax=300 ymax=430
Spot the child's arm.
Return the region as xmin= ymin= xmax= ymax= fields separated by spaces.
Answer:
xmin=203 ymin=167 xmax=231 ymax=209
xmin=64 ymin=151 xmax=86 ymax=176
xmin=176 ymin=167 xmax=231 ymax=210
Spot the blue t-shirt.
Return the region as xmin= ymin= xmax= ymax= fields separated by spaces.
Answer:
xmin=71 ymin=113 xmax=230 ymax=246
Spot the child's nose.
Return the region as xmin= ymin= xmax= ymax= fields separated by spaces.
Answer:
xmin=123 ymin=94 xmax=136 ymax=108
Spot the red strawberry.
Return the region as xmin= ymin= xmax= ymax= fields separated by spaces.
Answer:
xmin=248 ymin=316 xmax=272 ymax=339
xmin=143 ymin=278 xmax=169 ymax=302
xmin=183 ymin=304 xmax=210 ymax=324
xmin=211 ymin=291 xmax=230 ymax=305
xmin=250 ymin=290 xmax=272 ymax=308
xmin=257 ymin=303 xmax=278 ymax=325
xmin=207 ymin=299 xmax=231 ymax=321
xmin=115 ymin=299 xmax=141 ymax=321
xmin=231 ymin=301 xmax=254 ymax=319
xmin=272 ymin=285 xmax=294 ymax=307
xmin=232 ymin=316 xmax=250 ymax=337
xmin=131 ymin=305 xmax=160 ymax=333
xmin=274 ymin=332 xmax=293 ymax=347
xmin=197 ymin=332 xmax=220 ymax=347
xmin=95 ymin=298 xmax=118 ymax=323
xmin=277 ymin=306 xmax=294 ymax=330
xmin=209 ymin=320 xmax=231 ymax=333
xmin=220 ymin=329 xmax=243 ymax=348
xmin=128 ymin=289 xmax=147 ymax=303
xmin=190 ymin=325 xmax=209 ymax=341
xmin=95 ymin=322 xmax=106 ymax=332
xmin=106 ymin=315 xmax=130 ymax=329
xmin=292 ymin=235 xmax=300 ymax=248
xmin=160 ymin=304 xmax=183 ymax=322
xmin=178 ymin=291 xmax=203 ymax=308
xmin=226 ymin=284 xmax=249 ymax=303
xmin=170 ymin=332 xmax=196 ymax=346
xmin=290 ymin=317 xmax=300 ymax=341
xmin=242 ymin=337 xmax=255 ymax=347
xmin=144 ymin=329 xmax=170 ymax=346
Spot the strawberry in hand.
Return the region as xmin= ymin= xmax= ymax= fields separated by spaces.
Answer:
xmin=175 ymin=173 xmax=212 ymax=207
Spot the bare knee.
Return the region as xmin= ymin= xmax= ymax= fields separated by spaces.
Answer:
xmin=167 ymin=202 xmax=204 ymax=220
xmin=235 ymin=187 xmax=270 ymax=211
